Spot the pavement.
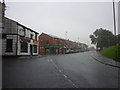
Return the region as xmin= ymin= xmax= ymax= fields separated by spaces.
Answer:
xmin=91 ymin=51 xmax=120 ymax=68
xmin=2 ymin=55 xmax=44 ymax=60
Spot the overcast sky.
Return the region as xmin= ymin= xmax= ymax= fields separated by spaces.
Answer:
xmin=2 ymin=0 xmax=119 ymax=47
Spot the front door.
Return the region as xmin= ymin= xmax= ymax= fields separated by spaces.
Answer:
xmin=30 ymin=44 xmax=33 ymax=55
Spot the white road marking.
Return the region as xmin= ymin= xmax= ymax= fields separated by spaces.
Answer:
xmin=47 ymin=59 xmax=49 ymax=62
xmin=49 ymin=58 xmax=78 ymax=88
xmin=63 ymin=75 xmax=67 ymax=78
xmin=50 ymin=59 xmax=53 ymax=62
xmin=59 ymin=69 xmax=62 ymax=72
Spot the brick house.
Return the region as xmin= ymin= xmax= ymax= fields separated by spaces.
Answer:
xmin=39 ymin=33 xmax=84 ymax=55
xmin=39 ymin=33 xmax=66 ymax=55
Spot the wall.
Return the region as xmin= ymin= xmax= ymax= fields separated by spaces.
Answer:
xmin=39 ymin=33 xmax=53 ymax=54
xmin=25 ymin=28 xmax=30 ymax=38
xmin=17 ymin=35 xmax=30 ymax=55
xmin=2 ymin=35 xmax=17 ymax=55
xmin=17 ymin=25 xmax=39 ymax=56
xmin=39 ymin=33 xmax=53 ymax=47
xmin=2 ymin=17 xmax=18 ymax=56
xmin=0 ymin=2 xmax=2 ymax=56
xmin=18 ymin=25 xmax=25 ymax=36
xmin=3 ymin=18 xmax=17 ymax=34
xmin=0 ymin=2 xmax=2 ymax=89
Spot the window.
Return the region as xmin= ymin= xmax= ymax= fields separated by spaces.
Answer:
xmin=30 ymin=34 xmax=33 ymax=39
xmin=46 ymin=40 xmax=49 ymax=44
xmin=6 ymin=39 xmax=13 ymax=52
xmin=20 ymin=28 xmax=25 ymax=36
xmin=33 ymin=45 xmax=37 ymax=53
xmin=20 ymin=41 xmax=28 ymax=52
xmin=40 ymin=41 xmax=42 ymax=45
xmin=35 ymin=34 xmax=37 ymax=41
xmin=2 ymin=34 xmax=6 ymax=39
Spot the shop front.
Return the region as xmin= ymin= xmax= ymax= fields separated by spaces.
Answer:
xmin=44 ymin=45 xmax=64 ymax=54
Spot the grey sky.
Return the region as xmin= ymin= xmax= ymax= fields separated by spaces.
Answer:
xmin=4 ymin=1 xmax=118 ymax=47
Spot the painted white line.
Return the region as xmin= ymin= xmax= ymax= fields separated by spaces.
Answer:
xmin=49 ymin=58 xmax=78 ymax=88
xmin=63 ymin=75 xmax=67 ymax=78
xmin=59 ymin=69 xmax=62 ymax=72
xmin=68 ymin=79 xmax=71 ymax=82
xmin=50 ymin=59 xmax=53 ymax=62
xmin=47 ymin=59 xmax=49 ymax=62
xmin=72 ymin=83 xmax=76 ymax=87
xmin=73 ymin=84 xmax=78 ymax=88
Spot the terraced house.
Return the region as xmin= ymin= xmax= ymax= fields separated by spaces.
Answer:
xmin=39 ymin=33 xmax=66 ymax=55
xmin=39 ymin=33 xmax=86 ymax=55
xmin=2 ymin=17 xmax=39 ymax=56
xmin=1 ymin=2 xmax=39 ymax=56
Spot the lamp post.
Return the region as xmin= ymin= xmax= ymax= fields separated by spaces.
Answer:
xmin=113 ymin=0 xmax=116 ymax=36
xmin=65 ymin=32 xmax=67 ymax=40
xmin=112 ymin=0 xmax=118 ymax=66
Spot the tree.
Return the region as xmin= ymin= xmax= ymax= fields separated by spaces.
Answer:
xmin=89 ymin=28 xmax=115 ymax=50
xmin=116 ymin=34 xmax=120 ymax=45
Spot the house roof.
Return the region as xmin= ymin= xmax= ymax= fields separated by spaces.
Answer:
xmin=4 ymin=17 xmax=39 ymax=34
xmin=41 ymin=33 xmax=67 ymax=41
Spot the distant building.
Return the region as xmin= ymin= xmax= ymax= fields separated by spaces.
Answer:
xmin=2 ymin=17 xmax=39 ymax=56
xmin=88 ymin=46 xmax=96 ymax=51
xmin=39 ymin=33 xmax=87 ymax=55
xmin=39 ymin=33 xmax=66 ymax=55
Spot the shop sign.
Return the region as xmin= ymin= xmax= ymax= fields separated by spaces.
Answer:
xmin=20 ymin=37 xmax=30 ymax=42
xmin=33 ymin=40 xmax=38 ymax=45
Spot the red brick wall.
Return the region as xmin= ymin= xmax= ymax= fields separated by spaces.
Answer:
xmin=39 ymin=33 xmax=52 ymax=54
xmin=39 ymin=33 xmax=80 ymax=54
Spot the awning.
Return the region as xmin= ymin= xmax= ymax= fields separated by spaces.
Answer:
xmin=44 ymin=45 xmax=64 ymax=48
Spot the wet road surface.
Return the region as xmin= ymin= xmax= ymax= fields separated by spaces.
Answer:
xmin=3 ymin=51 xmax=119 ymax=88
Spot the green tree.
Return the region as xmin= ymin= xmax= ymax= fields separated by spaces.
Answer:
xmin=89 ymin=28 xmax=115 ymax=50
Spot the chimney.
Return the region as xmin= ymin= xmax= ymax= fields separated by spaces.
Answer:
xmin=2 ymin=0 xmax=6 ymax=18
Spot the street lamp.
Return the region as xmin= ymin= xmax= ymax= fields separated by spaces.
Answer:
xmin=112 ymin=0 xmax=118 ymax=65
xmin=65 ymin=32 xmax=67 ymax=40
xmin=113 ymin=0 xmax=116 ymax=36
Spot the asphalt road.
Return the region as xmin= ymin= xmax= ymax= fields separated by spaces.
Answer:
xmin=2 ymin=51 xmax=119 ymax=88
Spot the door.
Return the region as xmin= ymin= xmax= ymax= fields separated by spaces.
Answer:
xmin=30 ymin=44 xmax=33 ymax=55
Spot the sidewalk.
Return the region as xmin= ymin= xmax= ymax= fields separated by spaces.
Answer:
xmin=2 ymin=55 xmax=44 ymax=60
xmin=91 ymin=51 xmax=120 ymax=68
xmin=17 ymin=55 xmax=45 ymax=60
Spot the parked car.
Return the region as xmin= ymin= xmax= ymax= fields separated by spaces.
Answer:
xmin=65 ymin=49 xmax=71 ymax=54
xmin=80 ymin=49 xmax=85 ymax=52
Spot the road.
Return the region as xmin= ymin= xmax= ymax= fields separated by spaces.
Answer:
xmin=3 ymin=51 xmax=119 ymax=88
